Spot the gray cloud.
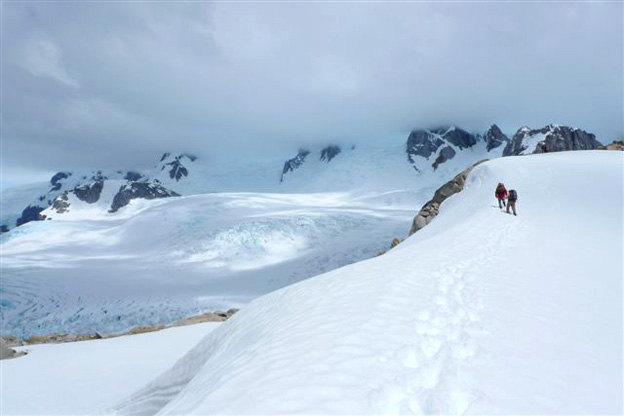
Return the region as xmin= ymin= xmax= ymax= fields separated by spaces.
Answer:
xmin=2 ymin=2 xmax=622 ymax=187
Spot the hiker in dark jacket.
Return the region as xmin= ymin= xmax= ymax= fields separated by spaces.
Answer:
xmin=507 ymin=189 xmax=518 ymax=216
xmin=495 ymin=183 xmax=508 ymax=208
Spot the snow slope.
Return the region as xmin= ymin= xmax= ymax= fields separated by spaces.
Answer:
xmin=110 ymin=151 xmax=622 ymax=415
xmin=1 ymin=322 xmax=222 ymax=415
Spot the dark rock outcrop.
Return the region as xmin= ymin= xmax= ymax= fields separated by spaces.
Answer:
xmin=484 ymin=124 xmax=509 ymax=152
xmin=0 ymin=225 xmax=8 ymax=234
xmin=503 ymin=125 xmax=601 ymax=156
xmin=432 ymin=146 xmax=457 ymax=171
xmin=157 ymin=154 xmax=197 ymax=182
xmin=409 ymin=160 xmax=488 ymax=235
xmin=439 ymin=127 xmax=477 ymax=150
xmin=605 ymin=140 xmax=624 ymax=151
xmin=281 ymin=149 xmax=310 ymax=182
xmin=124 ymin=171 xmax=143 ymax=181
xmin=160 ymin=152 xmax=171 ymax=162
xmin=406 ymin=130 xmax=444 ymax=161
xmin=406 ymin=127 xmax=478 ymax=168
xmin=320 ymin=146 xmax=341 ymax=162
xmin=109 ymin=182 xmax=180 ymax=213
xmin=16 ymin=205 xmax=46 ymax=227
xmin=50 ymin=172 xmax=71 ymax=191
xmin=163 ymin=157 xmax=189 ymax=181
xmin=51 ymin=193 xmax=71 ymax=214
xmin=0 ymin=341 xmax=26 ymax=360
xmin=74 ymin=181 xmax=104 ymax=204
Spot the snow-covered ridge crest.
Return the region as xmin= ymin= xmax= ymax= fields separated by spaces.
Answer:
xmin=109 ymin=151 xmax=623 ymax=415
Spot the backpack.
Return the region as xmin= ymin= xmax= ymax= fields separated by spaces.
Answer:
xmin=508 ymin=189 xmax=518 ymax=201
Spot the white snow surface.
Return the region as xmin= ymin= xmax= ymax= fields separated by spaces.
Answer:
xmin=109 ymin=151 xmax=623 ymax=415
xmin=1 ymin=189 xmax=424 ymax=337
xmin=2 ymin=139 xmax=495 ymax=337
xmin=0 ymin=323 xmax=222 ymax=415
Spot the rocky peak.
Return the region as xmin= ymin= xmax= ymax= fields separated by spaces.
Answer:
xmin=157 ymin=153 xmax=197 ymax=182
xmin=281 ymin=149 xmax=310 ymax=182
xmin=73 ymin=181 xmax=104 ymax=204
xmin=438 ymin=127 xmax=478 ymax=150
xmin=503 ymin=125 xmax=601 ymax=156
xmin=109 ymin=182 xmax=180 ymax=213
xmin=484 ymin=124 xmax=509 ymax=152
xmin=320 ymin=146 xmax=341 ymax=162
xmin=432 ymin=146 xmax=457 ymax=171
xmin=406 ymin=130 xmax=445 ymax=162
xmin=50 ymin=172 xmax=72 ymax=191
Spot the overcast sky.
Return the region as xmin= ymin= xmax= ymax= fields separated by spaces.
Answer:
xmin=1 ymin=1 xmax=622 ymax=189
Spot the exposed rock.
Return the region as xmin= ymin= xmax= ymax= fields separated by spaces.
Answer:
xmin=109 ymin=182 xmax=180 ymax=213
xmin=157 ymin=154 xmax=196 ymax=181
xmin=390 ymin=238 xmax=401 ymax=249
xmin=51 ymin=193 xmax=71 ymax=214
xmin=160 ymin=152 xmax=171 ymax=162
xmin=50 ymin=172 xmax=71 ymax=191
xmin=127 ymin=324 xmax=166 ymax=335
xmin=410 ymin=160 xmax=488 ymax=235
xmin=90 ymin=171 xmax=108 ymax=182
xmin=484 ymin=124 xmax=509 ymax=151
xmin=1 ymin=341 xmax=26 ymax=360
xmin=165 ymin=158 xmax=189 ymax=181
xmin=1 ymin=225 xmax=8 ymax=234
xmin=281 ymin=149 xmax=310 ymax=182
xmin=503 ymin=125 xmax=601 ymax=156
xmin=438 ymin=127 xmax=477 ymax=150
xmin=406 ymin=127 xmax=479 ymax=170
xmin=124 ymin=171 xmax=143 ymax=181
xmin=320 ymin=145 xmax=341 ymax=162
xmin=16 ymin=205 xmax=46 ymax=226
xmin=605 ymin=140 xmax=624 ymax=151
xmin=1 ymin=336 xmax=23 ymax=347
xmin=406 ymin=130 xmax=444 ymax=161
xmin=173 ymin=313 xmax=226 ymax=326
xmin=25 ymin=334 xmax=50 ymax=344
xmin=432 ymin=146 xmax=457 ymax=170
xmin=74 ymin=181 xmax=104 ymax=204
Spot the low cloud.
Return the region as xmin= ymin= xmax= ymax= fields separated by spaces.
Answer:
xmin=2 ymin=2 xmax=622 ymax=186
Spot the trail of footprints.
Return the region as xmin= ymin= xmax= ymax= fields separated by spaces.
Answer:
xmin=372 ymin=231 xmax=504 ymax=414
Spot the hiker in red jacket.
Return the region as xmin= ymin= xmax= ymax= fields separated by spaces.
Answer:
xmin=495 ymin=183 xmax=508 ymax=208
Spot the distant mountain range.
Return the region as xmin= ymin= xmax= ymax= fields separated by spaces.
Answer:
xmin=0 ymin=123 xmax=606 ymax=232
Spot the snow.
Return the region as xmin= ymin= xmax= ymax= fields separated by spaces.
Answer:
xmin=0 ymin=190 xmax=421 ymax=337
xmin=108 ymin=151 xmax=622 ymax=415
xmin=0 ymin=322 xmax=222 ymax=415
xmin=2 ymin=138 xmax=493 ymax=337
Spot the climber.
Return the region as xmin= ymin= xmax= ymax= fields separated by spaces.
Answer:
xmin=495 ymin=183 xmax=508 ymax=209
xmin=507 ymin=189 xmax=518 ymax=216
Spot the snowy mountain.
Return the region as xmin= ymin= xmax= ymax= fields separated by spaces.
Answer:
xmin=0 ymin=123 xmax=610 ymax=338
xmin=0 ymin=123 xmax=601 ymax=233
xmin=0 ymin=170 xmax=145 ymax=232
xmin=109 ymin=151 xmax=623 ymax=415
xmin=503 ymin=124 xmax=601 ymax=156
xmin=0 ymin=129 xmax=502 ymax=337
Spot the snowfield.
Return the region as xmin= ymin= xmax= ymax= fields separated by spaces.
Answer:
xmin=1 ymin=190 xmax=424 ymax=337
xmin=3 ymin=139 xmax=499 ymax=337
xmin=1 ymin=323 xmax=222 ymax=415
xmin=106 ymin=151 xmax=622 ymax=415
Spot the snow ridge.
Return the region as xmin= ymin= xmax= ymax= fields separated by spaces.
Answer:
xmin=109 ymin=151 xmax=622 ymax=415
